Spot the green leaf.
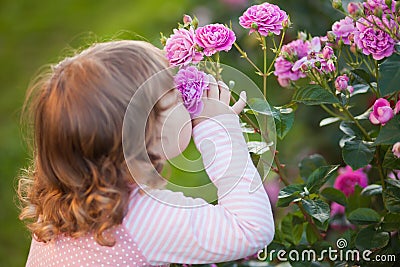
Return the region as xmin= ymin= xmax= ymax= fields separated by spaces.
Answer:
xmin=383 ymin=179 xmax=400 ymax=213
xmin=351 ymin=68 xmax=372 ymax=84
xmin=293 ymin=84 xmax=339 ymax=105
xmin=305 ymin=223 xmax=319 ymax=245
xmin=342 ymin=229 xmax=357 ymax=248
xmin=361 ymin=184 xmax=383 ymax=196
xmin=277 ymin=184 xmax=304 ymax=207
xmin=347 ymin=185 xmax=371 ymax=213
xmin=273 ymin=107 xmax=295 ymax=140
xmin=342 ymin=139 xmax=375 ymax=170
xmin=375 ymin=115 xmax=400 ymax=145
xmin=281 ymin=214 xmax=304 ymax=245
xmin=247 ymin=141 xmax=271 ymax=155
xmin=383 ymin=147 xmax=400 ymax=169
xmin=301 ymin=199 xmax=330 ymax=224
xmin=247 ymin=98 xmax=277 ymax=118
xmin=319 ymin=117 xmax=340 ymax=127
xmin=306 ymin=165 xmax=338 ymax=193
xmin=354 ymin=107 xmax=373 ymax=120
xmin=351 ymin=84 xmax=370 ymax=96
xmin=348 ymin=208 xmax=381 ymax=225
xmin=381 ymin=213 xmax=400 ymax=231
xmin=355 ymin=225 xmax=390 ymax=250
xmin=313 ymin=217 xmax=329 ymax=231
xmin=321 ymin=187 xmax=347 ymax=206
xmin=339 ymin=121 xmax=364 ymax=139
xmin=299 ymin=154 xmax=327 ymax=180
xmin=379 ymin=54 xmax=400 ymax=96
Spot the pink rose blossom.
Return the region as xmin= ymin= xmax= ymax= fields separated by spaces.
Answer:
xmin=332 ymin=16 xmax=356 ymax=45
xmin=389 ymin=170 xmax=400 ymax=179
xmin=174 ymin=66 xmax=209 ymax=117
xmin=347 ymin=2 xmax=362 ymax=15
xmin=274 ymin=39 xmax=310 ymax=86
xmin=369 ymin=98 xmax=394 ymax=125
xmin=335 ymin=74 xmax=354 ymax=93
xmin=183 ymin=14 xmax=192 ymax=25
xmin=264 ymin=177 xmax=280 ymax=207
xmin=331 ymin=202 xmax=346 ymax=216
xmin=354 ymin=16 xmax=396 ymax=60
xmin=292 ymin=38 xmax=337 ymax=74
xmin=274 ymin=57 xmax=307 ymax=87
xmin=394 ymin=100 xmax=400 ymax=114
xmin=194 ymin=24 xmax=236 ymax=57
xmin=363 ymin=0 xmax=396 ymax=16
xmin=393 ymin=142 xmax=400 ymax=158
xmin=165 ymin=28 xmax=203 ymax=67
xmin=331 ymin=166 xmax=368 ymax=215
xmin=275 ymin=36 xmax=338 ymax=86
xmin=281 ymin=39 xmax=310 ymax=58
xmin=239 ymin=2 xmax=288 ymax=36
xmin=322 ymin=46 xmax=334 ymax=59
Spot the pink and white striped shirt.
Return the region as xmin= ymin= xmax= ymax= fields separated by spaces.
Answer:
xmin=26 ymin=114 xmax=275 ymax=266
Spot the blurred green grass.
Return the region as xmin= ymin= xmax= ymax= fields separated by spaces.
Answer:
xmin=0 ymin=0 xmax=342 ymax=266
xmin=0 ymin=1 xmax=195 ymax=265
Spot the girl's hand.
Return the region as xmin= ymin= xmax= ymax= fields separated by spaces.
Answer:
xmin=192 ymin=75 xmax=246 ymax=127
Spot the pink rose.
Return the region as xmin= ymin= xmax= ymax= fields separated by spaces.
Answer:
xmin=389 ymin=170 xmax=400 ymax=179
xmin=393 ymin=142 xmax=400 ymax=158
xmin=322 ymin=46 xmax=334 ymax=60
xmin=394 ymin=100 xmax=400 ymax=114
xmin=331 ymin=166 xmax=368 ymax=216
xmin=165 ymin=28 xmax=204 ymax=67
xmin=194 ymin=24 xmax=236 ymax=57
xmin=354 ymin=16 xmax=396 ymax=60
xmin=335 ymin=74 xmax=353 ymax=93
xmin=239 ymin=2 xmax=288 ymax=36
xmin=273 ymin=39 xmax=310 ymax=87
xmin=369 ymin=98 xmax=394 ymax=125
xmin=363 ymin=0 xmax=396 ymax=16
xmin=264 ymin=177 xmax=280 ymax=208
xmin=332 ymin=16 xmax=356 ymax=45
xmin=292 ymin=39 xmax=337 ymax=74
xmin=347 ymin=2 xmax=362 ymax=15
xmin=174 ymin=66 xmax=209 ymax=117
xmin=183 ymin=14 xmax=192 ymax=25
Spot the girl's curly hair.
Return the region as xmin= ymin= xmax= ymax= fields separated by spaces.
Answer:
xmin=18 ymin=40 xmax=174 ymax=246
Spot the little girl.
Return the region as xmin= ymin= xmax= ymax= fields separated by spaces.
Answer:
xmin=18 ymin=40 xmax=274 ymax=266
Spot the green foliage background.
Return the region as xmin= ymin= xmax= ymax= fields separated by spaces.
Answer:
xmin=0 ymin=0 xmax=340 ymax=265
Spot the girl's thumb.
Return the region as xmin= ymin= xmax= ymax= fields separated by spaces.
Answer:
xmin=232 ymin=91 xmax=247 ymax=114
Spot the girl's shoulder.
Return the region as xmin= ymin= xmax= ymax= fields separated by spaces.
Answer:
xmin=26 ymin=225 xmax=150 ymax=267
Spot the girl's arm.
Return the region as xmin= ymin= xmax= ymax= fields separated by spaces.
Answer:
xmin=123 ymin=113 xmax=274 ymax=264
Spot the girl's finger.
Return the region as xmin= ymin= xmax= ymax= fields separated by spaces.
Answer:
xmin=207 ymin=75 xmax=219 ymax=100
xmin=218 ymin=81 xmax=230 ymax=105
xmin=231 ymin=91 xmax=247 ymax=115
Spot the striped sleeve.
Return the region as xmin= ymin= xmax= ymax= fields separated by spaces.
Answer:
xmin=123 ymin=114 xmax=275 ymax=265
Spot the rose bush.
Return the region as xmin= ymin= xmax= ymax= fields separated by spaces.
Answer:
xmin=162 ymin=0 xmax=400 ymax=266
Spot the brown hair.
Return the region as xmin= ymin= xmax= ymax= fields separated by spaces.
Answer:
xmin=18 ymin=40 xmax=174 ymax=246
